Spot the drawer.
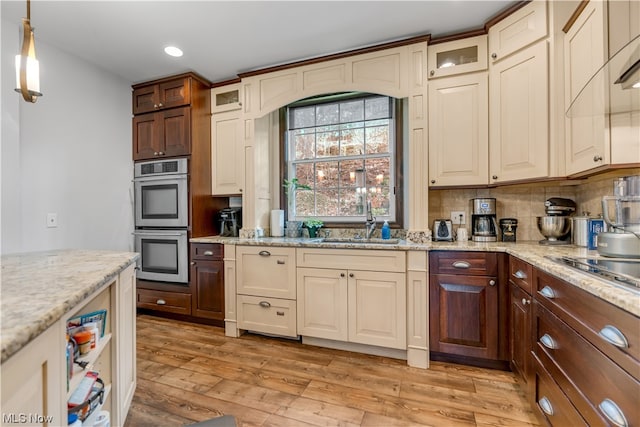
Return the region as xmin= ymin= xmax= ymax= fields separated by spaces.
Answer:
xmin=534 ymin=303 xmax=640 ymax=426
xmin=191 ymin=243 xmax=223 ymax=260
xmin=429 ymin=251 xmax=497 ymax=276
xmin=535 ymin=269 xmax=640 ymax=377
xmin=297 ymin=248 xmax=405 ymax=272
xmin=237 ymin=246 xmax=296 ymax=299
xmin=237 ymin=295 xmax=297 ymax=338
xmin=532 ymin=354 xmax=587 ymax=426
xmin=509 ymin=256 xmax=533 ymax=294
xmin=137 ymin=289 xmax=191 ymax=315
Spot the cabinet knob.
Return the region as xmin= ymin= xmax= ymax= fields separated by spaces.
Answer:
xmin=154 ymin=152 xmax=159 ymax=156
xmin=156 ymin=299 xmax=166 ymax=305
xmin=492 ymin=175 xmax=498 ymax=180
xmin=521 ymin=298 xmax=530 ymax=305
xmin=594 ymin=155 xmax=603 ymax=162
xmin=153 ymin=104 xmax=158 ymax=108
xmin=349 ymin=273 xmax=354 ymax=278
xmin=491 ymin=53 xmax=497 ymax=59
xmin=431 ymin=180 xmax=436 ymax=184
xmin=599 ymin=398 xmax=628 ymax=427
xmin=598 ymin=325 xmax=629 ymax=348
xmin=540 ymin=333 xmax=558 ymax=349
xmin=190 ymin=261 xmax=196 ymax=265
xmin=489 ymin=280 xmax=496 ymax=286
xmin=430 ymin=70 xmax=435 ymax=76
xmin=239 ymin=188 xmax=243 ymax=192
xmin=158 ymin=103 xmax=163 ymax=107
xmin=159 ymin=151 xmax=165 ymax=155
xmin=340 ymin=273 xmax=345 ymax=277
xmin=538 ymin=396 xmax=554 ymax=416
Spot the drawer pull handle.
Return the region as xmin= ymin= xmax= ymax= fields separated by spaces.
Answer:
xmin=259 ymin=301 xmax=271 ymax=308
xmin=203 ymin=250 xmax=214 ymax=256
xmin=452 ymin=261 xmax=471 ymax=269
xmin=489 ymin=280 xmax=496 ymax=286
xmin=538 ymin=396 xmax=554 ymax=416
xmin=598 ymin=325 xmax=629 ymax=349
xmin=540 ymin=334 xmax=558 ymax=350
xmin=277 ymin=260 xmax=285 ymax=265
xmin=539 ymin=286 xmax=557 ymax=299
xmin=513 ymin=270 xmax=527 ymax=279
xmin=156 ymin=299 xmax=166 ymax=305
xmin=258 ymin=250 xmax=271 ymax=257
xmin=276 ymin=311 xmax=284 ymax=316
xmin=599 ymin=398 xmax=628 ymax=427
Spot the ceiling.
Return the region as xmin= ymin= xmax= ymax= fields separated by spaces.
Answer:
xmin=2 ymin=1 xmax=517 ymax=85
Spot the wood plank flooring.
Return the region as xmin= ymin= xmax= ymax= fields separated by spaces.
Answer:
xmin=125 ymin=315 xmax=540 ymax=427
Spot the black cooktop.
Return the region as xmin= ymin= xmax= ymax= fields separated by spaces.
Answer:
xmin=547 ymin=256 xmax=640 ymax=292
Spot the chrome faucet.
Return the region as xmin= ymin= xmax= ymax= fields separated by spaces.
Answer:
xmin=365 ymin=200 xmax=376 ymax=239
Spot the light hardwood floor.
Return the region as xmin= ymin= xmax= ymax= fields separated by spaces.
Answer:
xmin=125 ymin=314 xmax=541 ymax=427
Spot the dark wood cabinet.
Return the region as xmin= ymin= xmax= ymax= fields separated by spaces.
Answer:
xmin=132 ymin=107 xmax=191 ymax=160
xmin=132 ymin=76 xmax=190 ymax=115
xmin=508 ymin=256 xmax=534 ymax=389
xmin=190 ymin=243 xmax=224 ymax=323
xmin=429 ymin=251 xmax=508 ymax=369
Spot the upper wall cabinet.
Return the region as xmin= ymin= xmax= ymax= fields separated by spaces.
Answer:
xmin=427 ymin=35 xmax=488 ymax=79
xmin=488 ymin=1 xmax=548 ymax=63
xmin=212 ymin=83 xmax=242 ymax=113
xmin=132 ymin=77 xmax=191 ymax=115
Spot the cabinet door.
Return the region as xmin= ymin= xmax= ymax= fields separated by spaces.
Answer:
xmin=348 ymin=270 xmax=406 ymax=349
xmin=488 ymin=0 xmax=547 ymax=63
xmin=427 ymin=35 xmax=488 ymax=79
xmin=510 ymin=283 xmax=532 ymax=386
xmin=132 ymin=113 xmax=161 ymax=160
xmin=428 ymin=72 xmax=489 ymax=186
xmin=191 ymin=259 xmax=225 ymax=320
xmin=132 ymin=84 xmax=159 ymax=115
xmin=564 ymin=1 xmax=609 ymax=174
xmin=161 ymin=107 xmax=191 ymax=157
xmin=429 ymin=273 xmax=499 ymax=359
xmin=212 ymin=112 xmax=244 ymax=195
xmin=297 ymin=268 xmax=348 ymax=341
xmin=116 ymin=264 xmax=136 ymax=424
xmin=158 ymin=77 xmax=190 ymax=110
xmin=212 ymin=84 xmax=242 ymax=113
xmin=236 ymin=246 xmax=296 ymax=299
xmin=489 ymin=40 xmax=549 ymax=183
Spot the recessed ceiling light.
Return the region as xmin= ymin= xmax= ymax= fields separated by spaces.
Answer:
xmin=164 ymin=46 xmax=183 ymax=57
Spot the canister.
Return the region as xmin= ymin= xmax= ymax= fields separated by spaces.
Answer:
xmin=499 ymin=218 xmax=518 ymax=242
xmin=571 ymin=215 xmax=589 ymax=247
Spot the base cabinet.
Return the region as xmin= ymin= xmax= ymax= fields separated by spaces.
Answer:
xmin=190 ymin=243 xmax=225 ymax=321
xmin=509 ymin=256 xmax=534 ymax=390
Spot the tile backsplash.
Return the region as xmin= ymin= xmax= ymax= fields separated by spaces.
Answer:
xmin=429 ymin=169 xmax=639 ymax=242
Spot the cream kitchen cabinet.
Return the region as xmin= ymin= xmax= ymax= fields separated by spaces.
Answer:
xmin=297 ymin=248 xmax=406 ymax=350
xmin=428 ymin=72 xmax=489 ymax=186
xmin=427 ymin=35 xmax=488 ymax=79
xmin=564 ymin=0 xmax=609 ymax=175
xmin=211 ymin=82 xmax=242 ymax=113
xmin=488 ymin=1 xmax=547 ymax=64
xmin=211 ymin=109 xmax=244 ymax=195
xmin=489 ymin=40 xmax=549 ymax=183
xmin=236 ymin=246 xmax=297 ymax=337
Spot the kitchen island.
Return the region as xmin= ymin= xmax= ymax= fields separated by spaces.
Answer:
xmin=1 ymin=249 xmax=138 ymax=426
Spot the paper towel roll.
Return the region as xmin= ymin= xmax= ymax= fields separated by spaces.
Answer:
xmin=271 ymin=210 xmax=284 ymax=237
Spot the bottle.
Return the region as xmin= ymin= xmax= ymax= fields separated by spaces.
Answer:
xmin=381 ymin=221 xmax=391 ymax=239
xmin=84 ymin=322 xmax=99 ymax=349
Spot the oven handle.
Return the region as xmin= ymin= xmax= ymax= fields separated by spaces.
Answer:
xmin=133 ymin=175 xmax=188 ymax=183
xmin=132 ymin=231 xmax=186 ymax=237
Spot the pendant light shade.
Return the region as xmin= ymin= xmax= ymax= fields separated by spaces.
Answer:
xmin=14 ymin=0 xmax=42 ymax=103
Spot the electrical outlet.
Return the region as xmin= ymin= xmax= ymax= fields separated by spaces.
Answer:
xmin=451 ymin=211 xmax=466 ymax=225
xmin=47 ymin=213 xmax=58 ymax=228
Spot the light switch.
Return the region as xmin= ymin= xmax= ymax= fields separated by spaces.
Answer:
xmin=47 ymin=213 xmax=58 ymax=228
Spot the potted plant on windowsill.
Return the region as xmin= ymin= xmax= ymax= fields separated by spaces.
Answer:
xmin=283 ymin=178 xmax=311 ymax=237
xmin=304 ymin=218 xmax=324 ymax=238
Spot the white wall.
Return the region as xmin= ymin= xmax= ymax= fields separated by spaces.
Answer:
xmin=1 ymin=18 xmax=133 ymax=254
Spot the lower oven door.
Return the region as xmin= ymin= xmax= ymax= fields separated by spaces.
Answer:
xmin=134 ymin=229 xmax=188 ymax=283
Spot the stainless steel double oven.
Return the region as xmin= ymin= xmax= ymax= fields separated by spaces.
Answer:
xmin=133 ymin=158 xmax=189 ymax=283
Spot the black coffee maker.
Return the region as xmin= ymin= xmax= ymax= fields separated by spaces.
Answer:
xmin=218 ymin=207 xmax=242 ymax=237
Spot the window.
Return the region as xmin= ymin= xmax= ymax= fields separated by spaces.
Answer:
xmin=284 ymin=93 xmax=402 ymax=225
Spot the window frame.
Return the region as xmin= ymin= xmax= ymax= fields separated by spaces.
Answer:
xmin=279 ymin=93 xmax=404 ymax=229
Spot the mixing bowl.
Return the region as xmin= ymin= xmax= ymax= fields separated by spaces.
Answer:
xmin=537 ymin=216 xmax=571 ymax=241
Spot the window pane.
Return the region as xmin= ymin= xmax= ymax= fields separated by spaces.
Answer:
xmin=365 ymin=96 xmax=390 ymax=120
xmin=296 ymin=190 xmax=315 ymax=216
xmin=340 ymin=99 xmax=364 ymax=123
xmin=340 ymin=124 xmax=364 ymax=156
xmin=315 ymin=189 xmax=340 ymax=216
xmin=294 ymin=163 xmax=315 ymax=188
xmin=338 ymin=159 xmax=364 ymax=188
xmin=365 ymin=123 xmax=389 ymax=154
xmin=317 ymin=130 xmax=340 ymax=157
xmin=293 ymin=130 xmax=315 ymax=160
xmin=339 ymin=189 xmax=360 ymax=216
xmin=316 ymin=103 xmax=339 ymax=126
xmin=291 ymin=106 xmax=315 ymax=129
xmin=369 ymin=187 xmax=390 ymax=216
xmin=315 ymin=161 xmax=338 ymax=189
xmin=365 ymin=157 xmax=390 ymax=187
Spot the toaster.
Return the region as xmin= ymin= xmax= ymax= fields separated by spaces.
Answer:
xmin=433 ymin=219 xmax=453 ymax=241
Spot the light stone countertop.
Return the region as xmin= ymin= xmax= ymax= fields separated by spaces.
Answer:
xmin=191 ymin=235 xmax=640 ymax=317
xmin=1 ymin=249 xmax=139 ymax=363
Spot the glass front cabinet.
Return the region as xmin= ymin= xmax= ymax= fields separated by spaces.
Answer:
xmin=427 ymin=35 xmax=488 ymax=79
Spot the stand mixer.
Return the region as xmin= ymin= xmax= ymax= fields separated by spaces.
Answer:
xmin=599 ymin=175 xmax=640 ymax=258
xmin=537 ymin=198 xmax=576 ymax=244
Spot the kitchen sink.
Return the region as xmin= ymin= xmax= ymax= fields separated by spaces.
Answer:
xmin=320 ymin=237 xmax=400 ymax=244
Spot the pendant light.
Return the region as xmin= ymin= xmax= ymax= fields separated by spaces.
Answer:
xmin=14 ymin=0 xmax=42 ymax=103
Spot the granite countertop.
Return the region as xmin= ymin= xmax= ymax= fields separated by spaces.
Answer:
xmin=1 ymin=249 xmax=139 ymax=363
xmin=192 ymin=235 xmax=640 ymax=317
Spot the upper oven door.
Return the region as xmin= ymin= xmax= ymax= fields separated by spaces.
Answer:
xmin=134 ymin=174 xmax=188 ymax=228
